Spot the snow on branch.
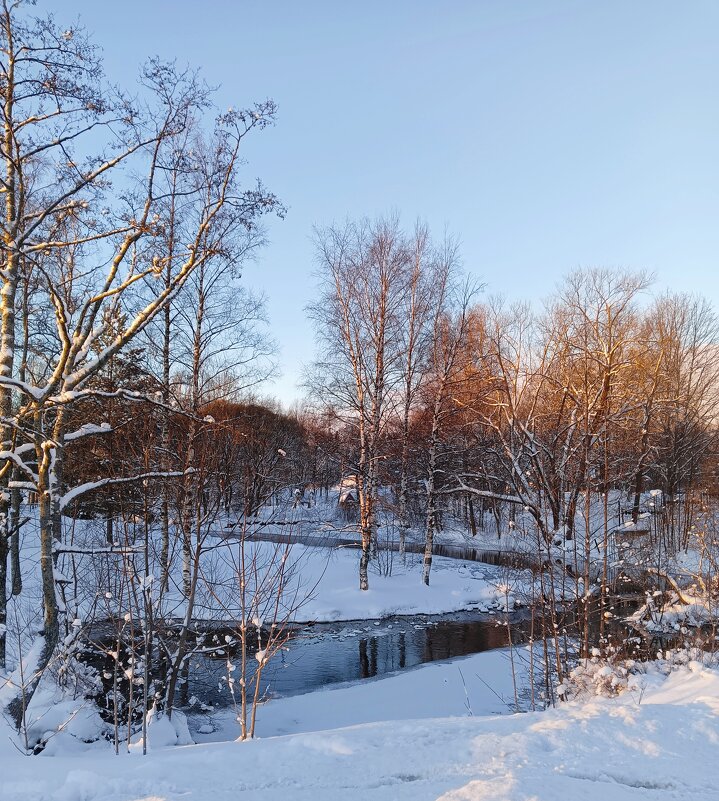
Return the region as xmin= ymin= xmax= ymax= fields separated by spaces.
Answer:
xmin=64 ymin=422 xmax=112 ymax=441
xmin=59 ymin=469 xmax=192 ymax=510
xmin=0 ymin=449 xmax=39 ymax=483
xmin=47 ymin=388 xmax=204 ymax=423
xmin=437 ymin=475 xmax=526 ymax=506
xmin=0 ymin=374 xmax=44 ymax=400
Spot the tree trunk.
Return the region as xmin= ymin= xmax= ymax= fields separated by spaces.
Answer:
xmin=0 ymin=524 xmax=7 ymax=668
xmin=398 ymin=390 xmax=411 ymax=553
xmin=359 ymin=541 xmax=370 ymax=591
xmin=423 ymin=412 xmax=441 ymax=586
xmin=468 ymin=495 xmax=477 ymax=537
xmin=7 ymin=437 xmax=61 ymax=729
xmin=9 ymin=472 xmax=22 ymax=596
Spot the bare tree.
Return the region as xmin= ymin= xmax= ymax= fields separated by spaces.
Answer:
xmin=421 ymin=267 xmax=478 ymax=585
xmin=308 ymin=216 xmax=411 ymax=590
xmin=0 ymin=1 xmax=280 ymax=723
xmin=396 ymin=224 xmax=436 ymax=544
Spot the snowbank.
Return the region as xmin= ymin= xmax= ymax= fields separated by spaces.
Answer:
xmin=191 ymin=647 xmax=524 ymax=741
xmin=2 ymin=651 xmax=718 ymax=800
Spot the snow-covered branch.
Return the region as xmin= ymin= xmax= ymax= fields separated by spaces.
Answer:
xmin=59 ymin=470 xmax=192 ymax=510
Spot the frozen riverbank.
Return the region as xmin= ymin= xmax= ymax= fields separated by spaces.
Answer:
xmin=3 ymin=647 xmax=718 ymax=801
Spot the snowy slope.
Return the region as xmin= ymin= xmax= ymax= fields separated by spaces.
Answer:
xmin=2 ymin=657 xmax=718 ymax=801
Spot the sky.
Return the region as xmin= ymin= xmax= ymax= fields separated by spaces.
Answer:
xmin=68 ymin=0 xmax=719 ymax=405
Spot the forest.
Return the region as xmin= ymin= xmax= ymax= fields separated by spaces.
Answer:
xmin=0 ymin=3 xmax=718 ymax=798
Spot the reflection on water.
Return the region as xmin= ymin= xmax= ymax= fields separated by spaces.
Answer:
xmin=188 ymin=612 xmax=533 ymax=708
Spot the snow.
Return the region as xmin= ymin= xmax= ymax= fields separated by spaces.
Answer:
xmin=4 ymin=509 xmax=524 ymax=639
xmin=192 ymin=647 xmax=523 ymax=742
xmin=132 ymin=708 xmax=193 ymax=750
xmin=59 ymin=470 xmax=188 ymax=510
xmin=629 ymin=589 xmax=718 ymax=632
xmin=64 ymin=423 xmax=112 ymax=442
xmin=0 ymin=633 xmax=46 ymax=713
xmin=295 ymin=549 xmax=519 ymax=622
xmin=4 ymin=491 xmax=718 ymax=799
xmin=2 ymin=654 xmax=718 ymax=801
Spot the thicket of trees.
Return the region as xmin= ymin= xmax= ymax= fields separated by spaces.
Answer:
xmin=308 ymin=218 xmax=719 ymax=690
xmin=308 ymin=220 xmax=718 ymax=579
xmin=0 ymin=0 xmax=299 ymax=740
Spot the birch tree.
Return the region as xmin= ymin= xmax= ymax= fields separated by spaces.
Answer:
xmin=309 ymin=217 xmax=411 ymax=590
xmin=142 ymin=128 xmax=278 ymax=596
xmin=396 ymin=224 xmax=435 ymax=544
xmin=0 ymin=1 xmax=280 ymax=722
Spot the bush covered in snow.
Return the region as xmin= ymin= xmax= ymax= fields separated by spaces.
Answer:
xmin=565 ymin=646 xmax=717 ymax=700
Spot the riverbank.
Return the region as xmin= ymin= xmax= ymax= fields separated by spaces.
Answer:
xmin=2 ymin=650 xmax=717 ymax=801
xmin=190 ymin=644 xmax=525 ymax=742
xmin=9 ymin=526 xmax=528 ymax=630
xmin=291 ymin=545 xmax=524 ymax=621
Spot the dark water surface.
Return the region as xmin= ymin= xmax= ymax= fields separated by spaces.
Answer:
xmin=188 ymin=611 xmax=535 ymax=708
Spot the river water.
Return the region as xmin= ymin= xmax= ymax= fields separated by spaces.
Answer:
xmin=188 ymin=611 xmax=536 ymax=708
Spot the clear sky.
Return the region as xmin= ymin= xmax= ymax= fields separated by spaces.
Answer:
xmin=68 ymin=0 xmax=719 ymax=405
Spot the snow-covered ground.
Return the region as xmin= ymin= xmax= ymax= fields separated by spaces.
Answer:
xmin=7 ymin=516 xmax=523 ymax=638
xmin=191 ymin=646 xmax=524 ymax=741
xmin=294 ymin=548 xmax=521 ymax=621
xmin=5 ymin=489 xmax=717 ymax=801
xmin=2 ymin=648 xmax=718 ymax=801
xmin=10 ymin=483 xmax=679 ymax=648
xmin=3 ymin=491 xmax=718 ymax=800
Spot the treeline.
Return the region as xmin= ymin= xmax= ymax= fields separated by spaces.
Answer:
xmin=308 ymin=217 xmax=719 ymax=669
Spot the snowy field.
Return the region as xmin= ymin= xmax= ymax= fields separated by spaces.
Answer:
xmin=2 ymin=649 xmax=718 ymax=801
xmin=294 ymin=548 xmax=520 ymax=621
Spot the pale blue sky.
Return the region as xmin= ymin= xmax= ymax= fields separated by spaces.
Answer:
xmin=69 ymin=0 xmax=719 ymax=404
